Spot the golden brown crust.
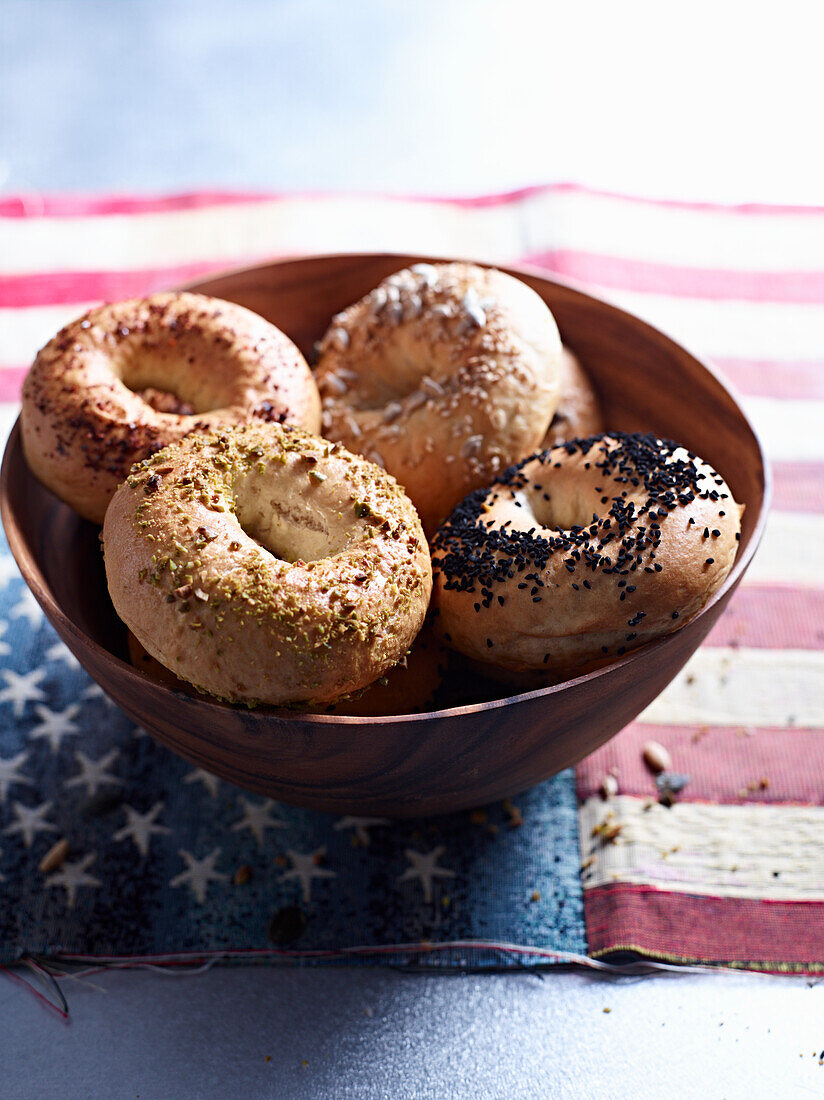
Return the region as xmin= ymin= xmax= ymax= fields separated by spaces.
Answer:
xmin=431 ymin=433 xmax=743 ymax=677
xmin=21 ymin=292 xmax=321 ymax=524
xmin=127 ymin=622 xmax=447 ymax=716
xmin=103 ymin=422 xmax=432 ymax=707
xmin=540 ymin=347 xmax=604 ymax=448
xmin=314 ymin=263 xmax=562 ymax=535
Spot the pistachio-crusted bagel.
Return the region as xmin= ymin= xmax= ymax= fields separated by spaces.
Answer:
xmin=315 ymin=262 xmax=563 ymax=535
xmin=22 ymin=292 xmax=321 ymax=523
xmin=432 ymin=433 xmax=743 ymax=678
xmin=540 ymin=347 xmax=604 ymax=449
xmin=103 ymin=423 xmax=432 ymax=706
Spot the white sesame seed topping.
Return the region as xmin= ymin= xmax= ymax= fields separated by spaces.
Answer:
xmin=327 ymin=326 xmax=350 ymax=351
xmin=421 ymin=376 xmax=444 ymax=396
xmin=410 ymin=262 xmax=439 ymax=287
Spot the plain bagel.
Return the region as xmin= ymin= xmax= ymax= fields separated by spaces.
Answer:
xmin=540 ymin=347 xmax=604 ymax=449
xmin=22 ymin=292 xmax=321 ymax=524
xmin=103 ymin=422 xmax=432 ymax=707
xmin=431 ymin=432 xmax=743 ymax=677
xmin=314 ymin=262 xmax=563 ymax=534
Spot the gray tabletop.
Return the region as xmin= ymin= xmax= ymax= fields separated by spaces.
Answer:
xmin=5 ymin=965 xmax=824 ymax=1100
xmin=2 ymin=2 xmax=822 ymax=1096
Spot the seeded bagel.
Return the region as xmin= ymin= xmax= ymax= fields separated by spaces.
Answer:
xmin=315 ymin=262 xmax=562 ymax=535
xmin=22 ymin=292 xmax=321 ymax=524
xmin=103 ymin=423 xmax=432 ymax=706
xmin=432 ymin=433 xmax=743 ymax=677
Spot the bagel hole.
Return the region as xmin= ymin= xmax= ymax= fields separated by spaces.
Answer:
xmin=234 ymin=483 xmax=348 ymax=564
xmin=524 ymin=488 xmax=594 ymax=532
xmin=117 ymin=345 xmax=239 ymax=416
xmin=137 ymin=386 xmax=195 ymax=416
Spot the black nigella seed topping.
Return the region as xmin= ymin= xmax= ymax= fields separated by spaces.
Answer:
xmin=431 ymin=434 xmax=716 ymax=624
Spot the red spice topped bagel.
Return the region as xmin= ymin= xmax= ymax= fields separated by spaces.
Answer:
xmin=22 ymin=292 xmax=321 ymax=523
xmin=431 ymin=433 xmax=743 ymax=677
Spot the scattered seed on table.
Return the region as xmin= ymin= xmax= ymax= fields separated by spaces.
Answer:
xmin=642 ymin=740 xmax=672 ymax=773
xmin=600 ymin=774 xmax=619 ymax=800
xmin=39 ymin=838 xmax=70 ymax=873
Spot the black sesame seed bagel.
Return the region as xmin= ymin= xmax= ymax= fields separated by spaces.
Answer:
xmin=431 ymin=433 xmax=743 ymax=678
xmin=102 ymin=423 xmax=432 ymax=707
xmin=540 ymin=347 xmax=604 ymax=449
xmin=22 ymin=292 xmax=321 ymax=524
xmin=314 ymin=262 xmax=563 ymax=535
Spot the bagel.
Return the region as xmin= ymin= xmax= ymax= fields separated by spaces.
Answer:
xmin=127 ymin=622 xmax=446 ymax=715
xmin=103 ymin=422 xmax=432 ymax=706
xmin=321 ymin=623 xmax=447 ymax=716
xmin=541 ymin=347 xmax=604 ymax=448
xmin=314 ymin=262 xmax=562 ymax=535
xmin=432 ymin=432 xmax=743 ymax=677
xmin=22 ymin=292 xmax=321 ymax=524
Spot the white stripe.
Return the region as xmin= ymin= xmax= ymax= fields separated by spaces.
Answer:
xmin=640 ymin=646 xmax=824 ymax=728
xmin=580 ymin=795 xmax=824 ymax=901
xmin=521 ymin=189 xmax=824 ymax=271
xmin=3 ymin=192 xmax=824 ymax=275
xmin=0 ymin=302 xmax=98 ymax=364
xmin=744 ymin=512 xmax=824 ymax=588
xmin=742 ymin=398 xmax=824 ymax=463
xmin=595 ymin=288 xmax=824 ymax=361
xmin=0 ymin=198 xmax=524 ymax=275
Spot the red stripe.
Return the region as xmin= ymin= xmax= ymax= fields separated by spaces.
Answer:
xmin=576 ymin=722 xmax=824 ymax=804
xmin=707 ymin=586 xmax=824 ymax=649
xmin=771 ymin=462 xmax=824 ymax=513
xmin=522 ymin=249 xmax=824 ymax=303
xmin=0 ymin=369 xmax=25 ymax=401
xmin=4 ymin=183 xmax=824 ymax=220
xmin=712 ymin=358 xmax=824 ymax=400
xmin=0 ymin=261 xmax=255 ymax=308
xmin=585 ymin=883 xmax=824 ymax=968
xmin=0 ymin=191 xmax=277 ymax=218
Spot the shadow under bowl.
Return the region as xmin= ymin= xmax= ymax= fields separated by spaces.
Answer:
xmin=0 ymin=253 xmax=769 ymax=816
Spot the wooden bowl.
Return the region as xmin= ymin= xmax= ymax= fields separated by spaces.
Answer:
xmin=0 ymin=254 xmax=769 ymax=817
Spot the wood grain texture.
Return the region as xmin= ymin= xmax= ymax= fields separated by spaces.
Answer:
xmin=0 ymin=254 xmax=770 ymax=816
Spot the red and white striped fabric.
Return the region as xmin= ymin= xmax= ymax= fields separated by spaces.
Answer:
xmin=2 ymin=185 xmax=822 ymax=970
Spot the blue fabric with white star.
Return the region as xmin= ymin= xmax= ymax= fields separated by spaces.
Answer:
xmin=0 ymin=533 xmax=586 ymax=966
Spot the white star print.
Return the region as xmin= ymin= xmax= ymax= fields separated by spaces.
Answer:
xmin=0 ymin=555 xmax=20 ymax=587
xmin=81 ymin=683 xmax=116 ymax=707
xmin=397 ymin=846 xmax=455 ymax=903
xmin=0 ymin=622 xmax=9 ymax=657
xmin=230 ymin=797 xmax=287 ymax=847
xmin=170 ymin=848 xmax=226 ymax=904
xmin=131 ymin=726 xmax=148 ymax=739
xmin=10 ymin=588 xmax=43 ymax=628
xmin=333 ymin=816 xmax=390 ymax=846
xmin=45 ymin=852 xmax=100 ymax=908
xmin=4 ymin=800 xmax=56 ymax=848
xmin=113 ymin=802 xmax=170 ymax=858
xmin=183 ymin=767 xmax=221 ymax=798
xmin=28 ymin=703 xmax=80 ymax=753
xmin=0 ymin=668 xmax=46 ymax=717
xmin=65 ymin=748 xmax=121 ymax=797
xmin=0 ymin=750 xmax=32 ymax=802
xmin=45 ymin=641 xmax=80 ymax=669
xmin=279 ymin=847 xmax=337 ymax=903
